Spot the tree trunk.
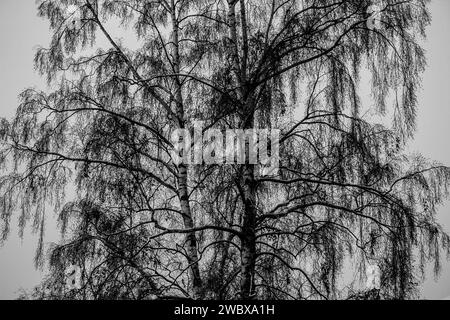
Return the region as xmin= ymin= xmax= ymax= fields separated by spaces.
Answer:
xmin=171 ymin=0 xmax=203 ymax=299
xmin=178 ymin=164 xmax=203 ymax=299
xmin=227 ymin=0 xmax=257 ymax=299
xmin=240 ymin=162 xmax=257 ymax=299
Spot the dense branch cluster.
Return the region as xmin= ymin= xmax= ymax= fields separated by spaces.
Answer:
xmin=1 ymin=0 xmax=449 ymax=300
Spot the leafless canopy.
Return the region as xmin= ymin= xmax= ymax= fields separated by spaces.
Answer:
xmin=1 ymin=0 xmax=449 ymax=300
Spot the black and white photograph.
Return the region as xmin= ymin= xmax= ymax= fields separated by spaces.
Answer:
xmin=0 ymin=0 xmax=450 ymax=313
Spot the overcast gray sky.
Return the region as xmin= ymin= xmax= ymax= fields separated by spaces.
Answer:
xmin=0 ymin=0 xmax=449 ymax=299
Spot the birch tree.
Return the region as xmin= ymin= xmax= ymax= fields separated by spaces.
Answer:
xmin=1 ymin=0 xmax=449 ymax=300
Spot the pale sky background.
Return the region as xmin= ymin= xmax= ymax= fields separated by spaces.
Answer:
xmin=0 ymin=0 xmax=449 ymax=299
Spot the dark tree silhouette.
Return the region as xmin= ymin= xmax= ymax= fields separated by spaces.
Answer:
xmin=1 ymin=0 xmax=449 ymax=300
